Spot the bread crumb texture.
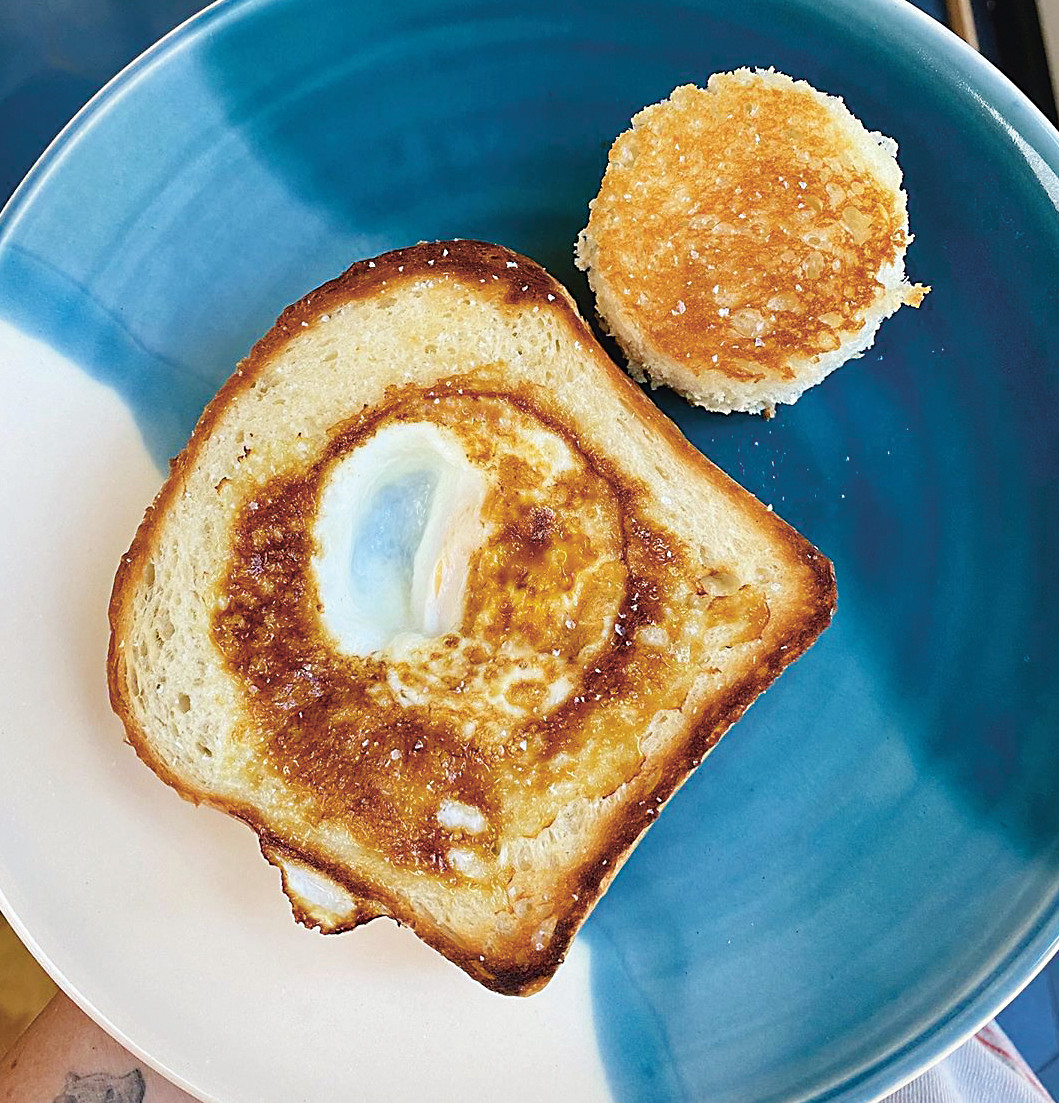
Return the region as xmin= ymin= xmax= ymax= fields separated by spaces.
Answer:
xmin=577 ymin=69 xmax=929 ymax=413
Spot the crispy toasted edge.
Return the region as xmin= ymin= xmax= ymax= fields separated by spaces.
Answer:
xmin=259 ymin=841 xmax=387 ymax=933
xmin=106 ymin=239 xmax=837 ymax=996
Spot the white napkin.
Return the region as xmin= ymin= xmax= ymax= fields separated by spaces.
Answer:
xmin=885 ymin=1023 xmax=1053 ymax=1102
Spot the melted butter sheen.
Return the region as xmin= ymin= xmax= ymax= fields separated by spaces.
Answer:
xmin=213 ymin=380 xmax=770 ymax=882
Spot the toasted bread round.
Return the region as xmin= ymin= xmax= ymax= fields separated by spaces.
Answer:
xmin=576 ymin=69 xmax=929 ymax=414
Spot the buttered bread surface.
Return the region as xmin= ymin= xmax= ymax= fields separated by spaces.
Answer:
xmin=214 ymin=378 xmax=770 ymax=881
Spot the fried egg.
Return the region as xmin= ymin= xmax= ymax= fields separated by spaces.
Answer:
xmin=312 ymin=422 xmax=487 ymax=657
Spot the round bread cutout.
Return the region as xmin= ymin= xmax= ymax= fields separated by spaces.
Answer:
xmin=576 ymin=69 xmax=929 ymax=414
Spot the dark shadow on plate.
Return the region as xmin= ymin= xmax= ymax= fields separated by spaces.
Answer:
xmin=0 ymin=0 xmax=209 ymax=206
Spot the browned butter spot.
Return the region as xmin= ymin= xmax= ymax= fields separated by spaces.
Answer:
xmin=212 ymin=379 xmax=770 ymax=884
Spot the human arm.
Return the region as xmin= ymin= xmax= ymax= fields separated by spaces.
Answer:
xmin=0 ymin=993 xmax=195 ymax=1103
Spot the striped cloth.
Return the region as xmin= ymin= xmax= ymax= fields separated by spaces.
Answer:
xmin=886 ymin=1023 xmax=1053 ymax=1102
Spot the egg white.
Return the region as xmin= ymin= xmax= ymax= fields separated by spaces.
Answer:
xmin=312 ymin=422 xmax=487 ymax=657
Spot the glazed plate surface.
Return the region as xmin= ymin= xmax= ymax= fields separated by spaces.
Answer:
xmin=0 ymin=1 xmax=1057 ymax=1101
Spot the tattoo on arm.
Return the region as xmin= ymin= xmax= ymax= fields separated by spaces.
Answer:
xmin=52 ymin=1069 xmax=146 ymax=1103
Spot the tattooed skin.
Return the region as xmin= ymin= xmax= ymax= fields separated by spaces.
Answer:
xmin=53 ymin=1069 xmax=145 ymax=1103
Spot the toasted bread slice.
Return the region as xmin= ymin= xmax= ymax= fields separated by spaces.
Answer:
xmin=107 ymin=240 xmax=835 ymax=995
xmin=576 ymin=69 xmax=929 ymax=414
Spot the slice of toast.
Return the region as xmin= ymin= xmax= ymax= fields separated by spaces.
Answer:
xmin=107 ymin=240 xmax=835 ymax=995
xmin=576 ymin=69 xmax=929 ymax=414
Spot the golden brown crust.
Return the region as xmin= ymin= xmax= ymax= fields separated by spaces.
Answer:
xmin=259 ymin=840 xmax=386 ymax=934
xmin=107 ymin=239 xmax=836 ymax=996
xmin=578 ymin=71 xmax=929 ymax=412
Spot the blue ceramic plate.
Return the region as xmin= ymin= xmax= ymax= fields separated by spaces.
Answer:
xmin=0 ymin=2 xmax=1057 ymax=1101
